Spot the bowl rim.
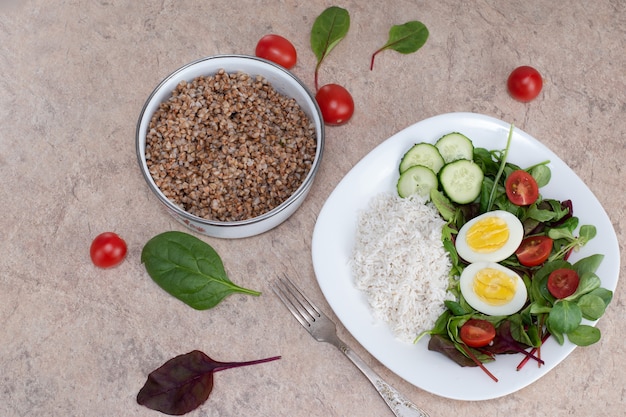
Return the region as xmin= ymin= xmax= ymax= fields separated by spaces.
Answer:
xmin=135 ymin=54 xmax=325 ymax=229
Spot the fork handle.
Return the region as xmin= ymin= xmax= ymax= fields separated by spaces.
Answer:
xmin=335 ymin=341 xmax=430 ymax=417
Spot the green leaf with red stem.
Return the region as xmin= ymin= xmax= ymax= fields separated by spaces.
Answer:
xmin=310 ymin=6 xmax=350 ymax=90
xmin=370 ymin=21 xmax=429 ymax=70
xmin=517 ymin=332 xmax=551 ymax=371
xmin=460 ymin=344 xmax=499 ymax=382
xmin=427 ymin=334 xmax=477 ymax=367
xmin=137 ymin=350 xmax=281 ymax=415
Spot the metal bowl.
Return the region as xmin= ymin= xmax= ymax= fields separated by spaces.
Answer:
xmin=136 ymin=55 xmax=324 ymax=238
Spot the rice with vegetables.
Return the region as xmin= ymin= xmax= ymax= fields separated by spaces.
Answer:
xmin=351 ymin=192 xmax=454 ymax=343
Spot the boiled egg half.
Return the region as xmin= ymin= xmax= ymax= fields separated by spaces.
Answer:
xmin=460 ymin=262 xmax=527 ymax=316
xmin=456 ymin=210 xmax=524 ymax=263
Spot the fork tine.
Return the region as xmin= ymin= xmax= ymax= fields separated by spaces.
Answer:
xmin=280 ymin=275 xmax=322 ymax=317
xmin=272 ymin=279 xmax=310 ymax=328
xmin=272 ymin=275 xmax=321 ymax=326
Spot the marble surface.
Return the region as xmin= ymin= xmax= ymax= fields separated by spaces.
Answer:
xmin=1 ymin=1 xmax=624 ymax=416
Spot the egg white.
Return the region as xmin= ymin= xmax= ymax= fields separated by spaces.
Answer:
xmin=460 ymin=262 xmax=527 ymax=316
xmin=456 ymin=210 xmax=524 ymax=263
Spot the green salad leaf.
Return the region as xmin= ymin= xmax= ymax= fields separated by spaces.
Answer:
xmin=141 ymin=231 xmax=260 ymax=310
xmin=370 ymin=21 xmax=429 ymax=70
xmin=310 ymin=6 xmax=350 ymax=90
xmin=567 ymin=325 xmax=601 ymax=346
xmin=547 ymin=300 xmax=582 ymax=334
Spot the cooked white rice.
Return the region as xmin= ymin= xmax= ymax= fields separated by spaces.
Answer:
xmin=351 ymin=192 xmax=453 ymax=343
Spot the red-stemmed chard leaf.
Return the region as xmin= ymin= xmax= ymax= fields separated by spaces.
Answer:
xmin=137 ymin=350 xmax=280 ymax=415
xmin=460 ymin=344 xmax=499 ymax=382
xmin=484 ymin=321 xmax=544 ymax=366
xmin=370 ymin=21 xmax=429 ymax=70
xmin=517 ymin=332 xmax=551 ymax=371
xmin=310 ymin=6 xmax=350 ymax=90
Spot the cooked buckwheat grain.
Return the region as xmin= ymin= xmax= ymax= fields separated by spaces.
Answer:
xmin=145 ymin=70 xmax=317 ymax=222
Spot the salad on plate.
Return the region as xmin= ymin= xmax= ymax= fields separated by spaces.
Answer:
xmin=311 ymin=112 xmax=620 ymax=400
xmin=393 ymin=126 xmax=613 ymax=381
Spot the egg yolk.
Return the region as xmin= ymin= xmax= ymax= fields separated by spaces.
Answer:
xmin=472 ymin=268 xmax=517 ymax=306
xmin=465 ymin=217 xmax=510 ymax=253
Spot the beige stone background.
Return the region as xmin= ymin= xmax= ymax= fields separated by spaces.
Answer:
xmin=1 ymin=1 xmax=624 ymax=416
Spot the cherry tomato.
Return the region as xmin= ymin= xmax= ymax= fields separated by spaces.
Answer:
xmin=505 ymin=170 xmax=539 ymax=206
xmin=459 ymin=319 xmax=496 ymax=348
xmin=255 ymin=34 xmax=297 ymax=69
xmin=315 ymin=83 xmax=354 ymax=126
xmin=547 ymin=268 xmax=580 ymax=299
xmin=90 ymin=232 xmax=127 ymax=269
xmin=507 ymin=66 xmax=543 ymax=102
xmin=515 ymin=235 xmax=553 ymax=267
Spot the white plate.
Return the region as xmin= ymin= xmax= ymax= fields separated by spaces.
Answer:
xmin=311 ymin=112 xmax=620 ymax=401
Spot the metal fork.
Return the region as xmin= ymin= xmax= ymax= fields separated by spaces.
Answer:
xmin=272 ymin=276 xmax=430 ymax=417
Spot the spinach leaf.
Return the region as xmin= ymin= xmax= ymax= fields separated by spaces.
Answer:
xmin=473 ymin=147 xmax=500 ymax=175
xmin=442 ymin=238 xmax=463 ymax=277
xmin=573 ymin=253 xmax=604 ymax=276
xmin=478 ymin=176 xmax=495 ymax=213
xmin=525 ymin=322 xmax=542 ymax=347
xmin=370 ymin=21 xmax=429 ymax=70
xmin=444 ymin=299 xmax=468 ymax=316
xmin=310 ymin=6 xmax=350 ymax=90
xmin=529 ymin=303 xmax=552 ymax=315
xmin=547 ymin=300 xmax=582 ymax=334
xmin=529 ymin=164 xmax=551 ymax=188
xmin=577 ymin=294 xmax=608 ymax=320
xmin=548 ymin=221 xmax=596 ymax=262
xmin=415 ymin=309 xmax=451 ymax=343
xmin=567 ymin=325 xmax=601 ymax=346
xmin=546 ymin=319 xmax=565 ymax=345
xmin=430 ymin=189 xmax=456 ymax=222
xmin=141 ymin=231 xmax=261 ymax=310
xmin=587 ymin=287 xmax=613 ymax=307
xmin=525 ymin=203 xmax=562 ymax=223
xmin=507 ymin=314 xmax=535 ymax=347
xmin=137 ymin=350 xmax=280 ymax=415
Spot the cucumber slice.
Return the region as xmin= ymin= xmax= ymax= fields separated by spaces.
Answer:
xmin=399 ymin=143 xmax=445 ymax=174
xmin=397 ymin=165 xmax=439 ymax=199
xmin=435 ymin=132 xmax=474 ymax=163
xmin=439 ymin=159 xmax=484 ymax=204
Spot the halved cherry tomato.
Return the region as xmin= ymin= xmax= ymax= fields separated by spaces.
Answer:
xmin=505 ymin=170 xmax=539 ymax=206
xmin=459 ymin=319 xmax=496 ymax=348
xmin=90 ymin=232 xmax=127 ymax=269
xmin=255 ymin=34 xmax=297 ymax=69
xmin=547 ymin=268 xmax=580 ymax=299
xmin=515 ymin=235 xmax=553 ymax=267
xmin=507 ymin=66 xmax=543 ymax=102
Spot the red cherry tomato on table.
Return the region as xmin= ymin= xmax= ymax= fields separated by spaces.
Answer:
xmin=90 ymin=232 xmax=127 ymax=269
xmin=547 ymin=268 xmax=580 ymax=299
xmin=315 ymin=83 xmax=354 ymax=126
xmin=505 ymin=170 xmax=539 ymax=206
xmin=255 ymin=34 xmax=297 ymax=69
xmin=459 ymin=319 xmax=496 ymax=348
xmin=515 ymin=235 xmax=553 ymax=267
xmin=507 ymin=66 xmax=543 ymax=102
